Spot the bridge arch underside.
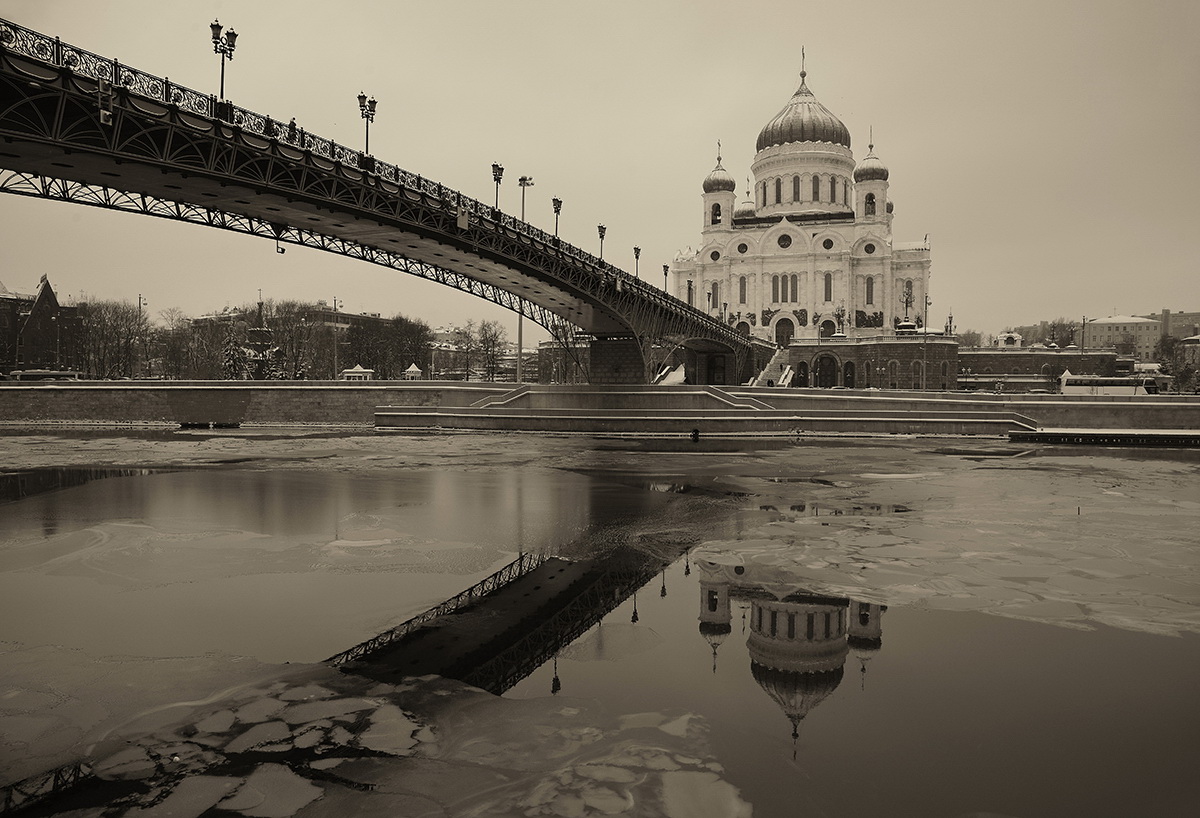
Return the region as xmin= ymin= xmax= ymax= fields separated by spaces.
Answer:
xmin=0 ymin=50 xmax=753 ymax=384
xmin=590 ymin=335 xmax=743 ymax=387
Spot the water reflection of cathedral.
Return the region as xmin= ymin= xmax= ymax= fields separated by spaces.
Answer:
xmin=698 ymin=559 xmax=885 ymax=742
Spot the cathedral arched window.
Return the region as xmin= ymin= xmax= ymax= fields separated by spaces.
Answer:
xmin=792 ymin=175 xmax=800 ymax=201
xmin=843 ymin=179 xmax=849 ymax=204
xmin=771 ymin=275 xmax=780 ymax=303
xmin=812 ymin=175 xmax=821 ymax=201
xmin=739 ymin=275 xmax=747 ymax=304
xmin=774 ymin=177 xmax=782 ymax=204
xmin=790 ymin=274 xmax=798 ymax=302
xmin=710 ymin=203 xmax=721 ymax=225
xmin=761 ymin=181 xmax=767 ymax=207
xmin=824 ymin=272 xmax=832 ymax=302
xmin=686 ymin=280 xmax=694 ymax=306
xmin=865 ymin=192 xmax=876 ymax=217
xmin=866 ymin=276 xmax=875 ymax=305
xmin=710 ymin=281 xmax=719 ymax=309
xmin=829 ymin=177 xmax=837 ymax=203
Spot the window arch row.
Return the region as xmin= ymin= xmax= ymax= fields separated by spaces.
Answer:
xmin=770 ymin=273 xmax=800 ymax=303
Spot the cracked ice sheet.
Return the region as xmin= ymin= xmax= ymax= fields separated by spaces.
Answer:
xmin=66 ymin=667 xmax=746 ymax=818
xmin=0 ymin=642 xmax=290 ymax=783
xmin=695 ymin=451 xmax=1200 ymax=636
xmin=313 ymin=677 xmax=750 ymax=818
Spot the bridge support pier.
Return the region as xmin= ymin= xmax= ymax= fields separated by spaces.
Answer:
xmin=589 ymin=337 xmax=646 ymax=385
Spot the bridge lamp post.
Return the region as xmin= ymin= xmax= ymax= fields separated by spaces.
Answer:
xmin=209 ymin=20 xmax=238 ymax=100
xmin=357 ymin=92 xmax=377 ymax=155
xmin=491 ymin=163 xmax=504 ymax=209
xmin=597 ymin=224 xmax=606 ymax=261
xmin=663 ymin=264 xmax=669 ymax=291
xmin=633 ymin=246 xmax=640 ymax=279
xmin=552 ymin=197 xmax=562 ymax=237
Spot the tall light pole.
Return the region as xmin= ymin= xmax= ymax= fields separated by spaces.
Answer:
xmin=357 ymin=92 xmax=377 ymax=155
xmin=922 ymin=293 xmax=932 ymax=390
xmin=518 ymin=175 xmax=534 ymax=220
xmin=517 ymin=176 xmax=535 ymax=384
xmin=331 ymin=297 xmax=340 ymax=379
xmin=136 ymin=293 xmax=148 ymax=378
xmin=209 ymin=20 xmax=238 ymax=101
xmin=633 ymin=246 xmax=641 ymax=279
xmin=663 ymin=264 xmax=669 ymax=291
xmin=552 ymin=197 xmax=562 ymax=237
xmin=597 ymin=224 xmax=606 ymax=261
xmin=492 ymin=162 xmax=504 ymax=209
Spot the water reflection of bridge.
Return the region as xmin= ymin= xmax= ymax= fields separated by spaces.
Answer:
xmin=331 ymin=547 xmax=671 ymax=695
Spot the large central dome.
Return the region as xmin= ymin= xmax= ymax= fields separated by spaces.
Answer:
xmin=756 ymin=72 xmax=851 ymax=152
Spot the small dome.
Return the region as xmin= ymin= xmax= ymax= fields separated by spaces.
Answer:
xmin=734 ymin=186 xmax=756 ymax=219
xmin=756 ymin=72 xmax=851 ymax=152
xmin=703 ymin=158 xmax=736 ymax=194
xmin=854 ymin=144 xmax=889 ymax=182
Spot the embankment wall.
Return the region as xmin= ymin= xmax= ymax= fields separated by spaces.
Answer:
xmin=0 ymin=381 xmax=510 ymax=426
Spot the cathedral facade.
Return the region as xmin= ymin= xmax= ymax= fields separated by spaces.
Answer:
xmin=670 ymin=70 xmax=939 ymax=385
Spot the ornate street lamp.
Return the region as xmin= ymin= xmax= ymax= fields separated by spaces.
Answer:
xmin=491 ymin=162 xmax=504 ymax=209
xmin=633 ymin=246 xmax=641 ymax=279
xmin=597 ymin=224 xmax=606 ymax=260
xmin=209 ymin=19 xmax=238 ymax=101
xmin=552 ymin=197 xmax=562 ymax=237
xmin=662 ymin=263 xmax=669 ymax=291
xmin=357 ymin=92 xmax=377 ymax=155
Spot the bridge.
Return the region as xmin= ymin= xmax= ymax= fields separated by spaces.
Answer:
xmin=0 ymin=18 xmax=770 ymax=385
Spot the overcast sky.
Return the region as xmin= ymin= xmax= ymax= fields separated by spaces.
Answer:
xmin=1 ymin=0 xmax=1197 ymax=339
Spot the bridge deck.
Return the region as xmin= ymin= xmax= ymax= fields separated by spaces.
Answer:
xmin=339 ymin=557 xmax=592 ymax=685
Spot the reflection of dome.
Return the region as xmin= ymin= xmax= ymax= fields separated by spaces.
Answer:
xmin=751 ymin=663 xmax=845 ymax=738
xmin=853 ymin=144 xmax=889 ymax=182
xmin=756 ymin=72 xmax=851 ymax=152
xmin=703 ymin=159 xmax=737 ymax=193
xmin=700 ymin=621 xmax=732 ymax=673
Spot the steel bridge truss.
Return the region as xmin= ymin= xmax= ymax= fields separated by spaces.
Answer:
xmin=0 ymin=17 xmax=762 ymax=381
xmin=0 ymin=170 xmax=568 ymax=333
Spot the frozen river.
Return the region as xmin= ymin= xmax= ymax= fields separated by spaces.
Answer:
xmin=1 ymin=429 xmax=1197 ymax=817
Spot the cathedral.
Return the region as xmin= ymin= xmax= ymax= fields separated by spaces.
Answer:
xmin=671 ymin=69 xmax=950 ymax=389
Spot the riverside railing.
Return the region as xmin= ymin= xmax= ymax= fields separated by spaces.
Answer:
xmin=0 ymin=17 xmax=748 ymax=349
xmin=326 ymin=551 xmax=548 ymax=666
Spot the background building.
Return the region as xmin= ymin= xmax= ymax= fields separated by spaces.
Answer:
xmin=1082 ymin=316 xmax=1160 ymax=362
xmin=0 ymin=276 xmax=82 ymax=376
xmin=1142 ymin=309 xmax=1200 ymax=341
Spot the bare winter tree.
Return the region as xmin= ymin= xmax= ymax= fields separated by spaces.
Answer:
xmin=77 ymin=298 xmax=148 ymax=378
xmin=476 ymin=320 xmax=507 ymax=381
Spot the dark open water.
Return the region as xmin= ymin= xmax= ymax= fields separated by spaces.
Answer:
xmin=1 ymin=434 xmax=1197 ymax=817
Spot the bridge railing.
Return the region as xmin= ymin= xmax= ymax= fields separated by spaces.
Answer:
xmin=0 ymin=17 xmax=749 ymax=348
xmin=325 ymin=550 xmax=548 ymax=666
